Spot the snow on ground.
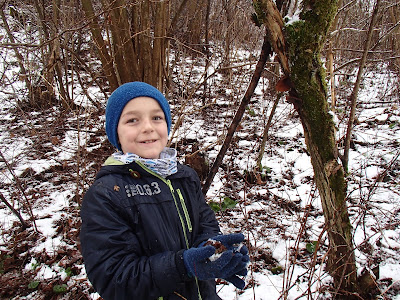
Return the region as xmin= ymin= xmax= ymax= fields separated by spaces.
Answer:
xmin=1 ymin=44 xmax=400 ymax=299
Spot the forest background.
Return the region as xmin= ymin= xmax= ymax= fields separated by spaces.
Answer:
xmin=0 ymin=0 xmax=399 ymax=299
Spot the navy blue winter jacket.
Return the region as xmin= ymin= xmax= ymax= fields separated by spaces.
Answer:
xmin=80 ymin=157 xmax=222 ymax=300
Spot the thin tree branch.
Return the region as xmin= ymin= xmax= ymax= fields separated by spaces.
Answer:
xmin=0 ymin=192 xmax=29 ymax=229
xmin=0 ymin=150 xmax=38 ymax=232
xmin=202 ymin=35 xmax=272 ymax=194
xmin=342 ymin=0 xmax=381 ymax=171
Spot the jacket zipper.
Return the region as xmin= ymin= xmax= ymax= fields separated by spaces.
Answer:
xmin=134 ymin=162 xmax=202 ymax=300
xmin=133 ymin=162 xmax=191 ymax=247
xmin=166 ymin=179 xmax=190 ymax=249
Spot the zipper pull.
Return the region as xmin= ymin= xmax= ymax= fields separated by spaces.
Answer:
xmin=166 ymin=179 xmax=174 ymax=193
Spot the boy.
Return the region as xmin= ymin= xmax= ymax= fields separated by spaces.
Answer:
xmin=80 ymin=82 xmax=249 ymax=300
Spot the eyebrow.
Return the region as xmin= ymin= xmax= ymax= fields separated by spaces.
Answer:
xmin=121 ymin=108 xmax=164 ymax=118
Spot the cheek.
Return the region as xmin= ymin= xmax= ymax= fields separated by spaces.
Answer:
xmin=161 ymin=124 xmax=168 ymax=136
xmin=161 ymin=130 xmax=169 ymax=142
xmin=117 ymin=126 xmax=134 ymax=142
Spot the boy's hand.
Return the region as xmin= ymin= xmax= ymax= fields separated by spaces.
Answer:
xmin=223 ymin=267 xmax=248 ymax=290
xmin=183 ymin=245 xmax=246 ymax=288
xmin=211 ymin=233 xmax=250 ymax=266
xmin=212 ymin=233 xmax=249 ymax=255
xmin=210 ymin=233 xmax=250 ymax=289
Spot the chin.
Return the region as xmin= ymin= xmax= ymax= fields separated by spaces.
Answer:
xmin=140 ymin=152 xmax=161 ymax=159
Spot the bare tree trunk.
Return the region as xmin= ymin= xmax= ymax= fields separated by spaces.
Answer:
xmin=33 ymin=0 xmax=57 ymax=107
xmin=105 ymin=0 xmax=129 ymax=84
xmin=256 ymin=60 xmax=280 ymax=169
xmin=131 ymin=0 xmax=168 ymax=89
xmin=51 ymin=0 xmax=71 ymax=109
xmin=140 ymin=1 xmax=154 ymax=85
xmin=202 ymin=36 xmax=272 ymax=194
xmin=81 ymin=0 xmax=171 ymax=91
xmin=169 ymin=0 xmax=190 ymax=31
xmin=328 ymin=42 xmax=337 ymax=111
xmin=342 ymin=0 xmax=381 ymax=172
xmin=222 ymin=0 xmax=233 ymax=77
xmin=203 ymin=0 xmax=211 ymax=105
xmin=389 ymin=4 xmax=400 ymax=73
xmin=153 ymin=1 xmax=167 ymax=89
xmin=253 ymin=0 xmax=360 ymax=297
xmin=256 ymin=94 xmax=280 ymax=169
xmin=107 ymin=0 xmax=139 ymax=83
xmin=81 ymin=0 xmax=119 ymax=91
xmin=0 ymin=7 xmax=33 ymax=102
xmin=187 ymin=0 xmax=203 ymax=47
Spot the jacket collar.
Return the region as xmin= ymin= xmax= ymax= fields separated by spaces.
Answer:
xmin=96 ymin=158 xmax=189 ymax=180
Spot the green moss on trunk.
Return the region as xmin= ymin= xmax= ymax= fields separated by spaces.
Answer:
xmin=284 ymin=1 xmax=360 ymax=296
xmin=284 ymin=0 xmax=338 ymax=164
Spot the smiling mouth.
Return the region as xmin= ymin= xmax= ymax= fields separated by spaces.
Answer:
xmin=141 ymin=140 xmax=157 ymax=144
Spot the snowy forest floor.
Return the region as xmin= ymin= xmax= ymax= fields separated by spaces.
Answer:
xmin=1 ymin=52 xmax=400 ymax=300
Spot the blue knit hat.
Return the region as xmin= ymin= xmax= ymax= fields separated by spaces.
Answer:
xmin=105 ymin=82 xmax=172 ymax=150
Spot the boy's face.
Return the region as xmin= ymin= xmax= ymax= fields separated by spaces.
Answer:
xmin=117 ymin=97 xmax=168 ymax=158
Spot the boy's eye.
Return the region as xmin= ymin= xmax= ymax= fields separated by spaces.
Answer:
xmin=127 ymin=118 xmax=138 ymax=123
xmin=154 ymin=115 xmax=164 ymax=121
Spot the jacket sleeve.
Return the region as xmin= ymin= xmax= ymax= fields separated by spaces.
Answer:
xmin=80 ymin=181 xmax=190 ymax=300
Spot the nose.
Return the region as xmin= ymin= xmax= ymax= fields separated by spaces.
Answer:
xmin=141 ymin=118 xmax=154 ymax=133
